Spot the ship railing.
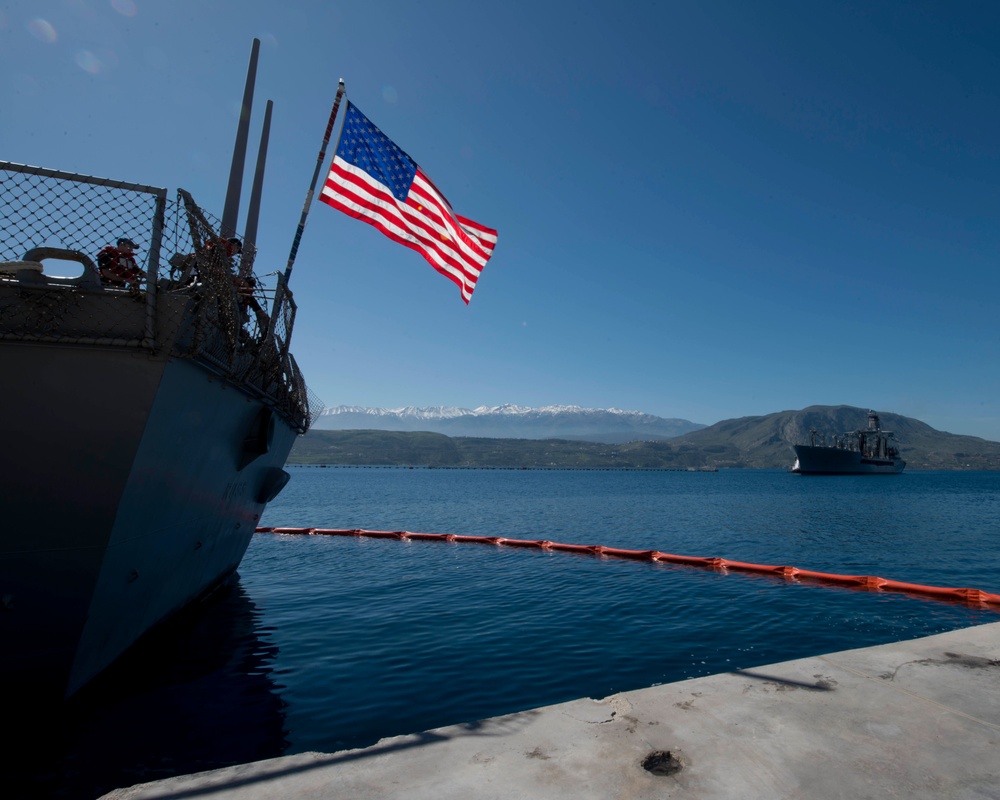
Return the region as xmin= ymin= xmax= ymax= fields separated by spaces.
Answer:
xmin=0 ymin=161 xmax=320 ymax=432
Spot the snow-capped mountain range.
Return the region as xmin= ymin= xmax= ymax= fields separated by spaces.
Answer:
xmin=313 ymin=404 xmax=706 ymax=443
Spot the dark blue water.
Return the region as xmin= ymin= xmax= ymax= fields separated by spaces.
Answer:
xmin=16 ymin=468 xmax=1000 ymax=798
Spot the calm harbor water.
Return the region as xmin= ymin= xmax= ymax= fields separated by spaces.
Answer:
xmin=15 ymin=467 xmax=1000 ymax=798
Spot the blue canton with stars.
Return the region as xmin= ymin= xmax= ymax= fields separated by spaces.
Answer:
xmin=336 ymin=102 xmax=418 ymax=202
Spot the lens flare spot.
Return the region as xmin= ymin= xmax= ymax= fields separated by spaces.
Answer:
xmin=111 ymin=0 xmax=138 ymax=16
xmin=75 ymin=50 xmax=103 ymax=74
xmin=27 ymin=18 xmax=58 ymax=44
xmin=382 ymin=85 xmax=398 ymax=103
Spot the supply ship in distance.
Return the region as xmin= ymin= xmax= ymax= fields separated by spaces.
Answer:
xmin=791 ymin=410 xmax=905 ymax=474
xmin=0 ymin=43 xmax=318 ymax=700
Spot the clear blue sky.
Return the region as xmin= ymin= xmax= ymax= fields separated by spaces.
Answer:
xmin=4 ymin=0 xmax=999 ymax=440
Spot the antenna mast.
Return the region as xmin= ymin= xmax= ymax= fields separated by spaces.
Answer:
xmin=220 ymin=38 xmax=260 ymax=240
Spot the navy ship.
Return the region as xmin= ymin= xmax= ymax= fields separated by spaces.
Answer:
xmin=0 ymin=43 xmax=318 ymax=700
xmin=791 ymin=410 xmax=905 ymax=474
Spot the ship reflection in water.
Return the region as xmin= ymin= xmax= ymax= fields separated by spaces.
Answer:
xmin=11 ymin=582 xmax=287 ymax=800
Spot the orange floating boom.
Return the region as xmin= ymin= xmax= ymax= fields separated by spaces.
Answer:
xmin=256 ymin=527 xmax=1000 ymax=610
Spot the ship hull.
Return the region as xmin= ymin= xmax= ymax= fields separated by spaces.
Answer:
xmin=791 ymin=444 xmax=905 ymax=475
xmin=2 ymin=157 xmax=315 ymax=701
xmin=0 ymin=337 xmax=297 ymax=700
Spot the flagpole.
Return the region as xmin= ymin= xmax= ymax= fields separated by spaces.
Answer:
xmin=283 ymin=79 xmax=346 ymax=284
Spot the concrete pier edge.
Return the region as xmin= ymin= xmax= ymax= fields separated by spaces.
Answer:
xmin=103 ymin=621 xmax=1000 ymax=799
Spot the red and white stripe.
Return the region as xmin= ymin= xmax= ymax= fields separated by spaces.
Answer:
xmin=321 ymin=156 xmax=497 ymax=304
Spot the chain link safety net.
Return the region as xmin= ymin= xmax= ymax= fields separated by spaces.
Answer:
xmin=0 ymin=161 xmax=322 ymax=432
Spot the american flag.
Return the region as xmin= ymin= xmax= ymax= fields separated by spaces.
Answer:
xmin=319 ymin=101 xmax=498 ymax=304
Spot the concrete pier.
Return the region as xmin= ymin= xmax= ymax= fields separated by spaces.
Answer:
xmin=103 ymin=621 xmax=1000 ymax=799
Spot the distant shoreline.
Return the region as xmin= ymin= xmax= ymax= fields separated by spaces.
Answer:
xmin=290 ymin=425 xmax=1000 ymax=471
xmin=288 ymin=463 xmax=723 ymax=472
